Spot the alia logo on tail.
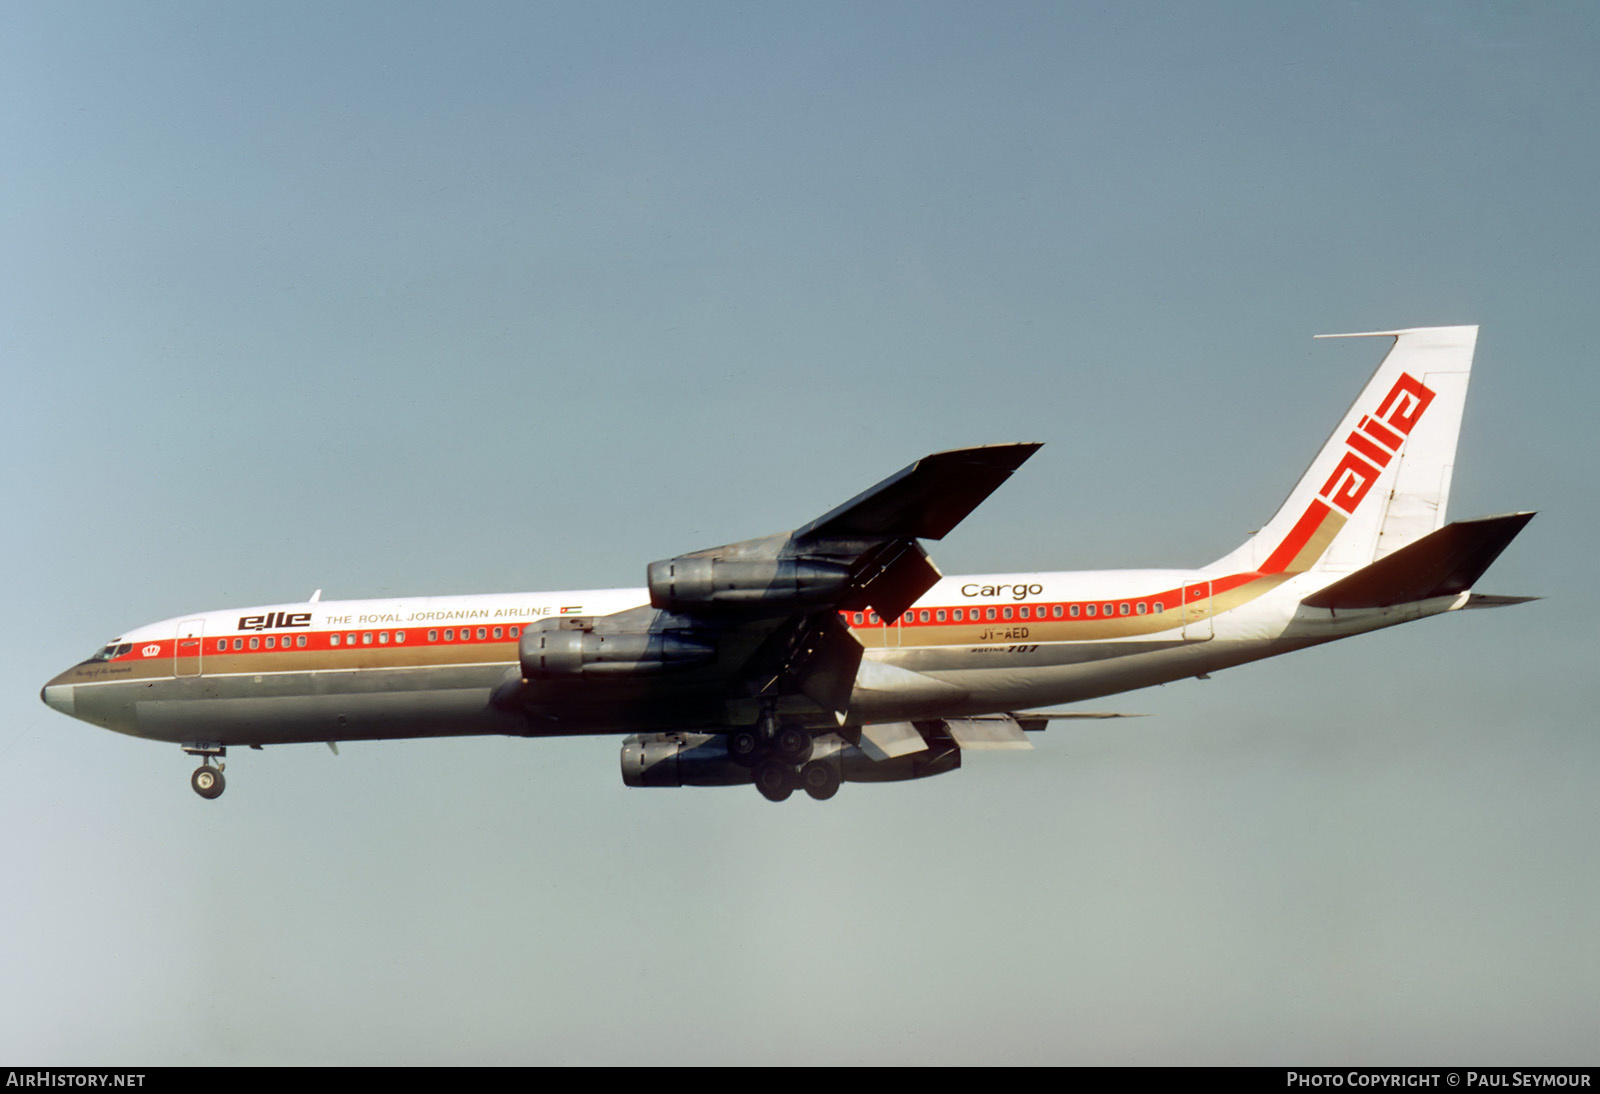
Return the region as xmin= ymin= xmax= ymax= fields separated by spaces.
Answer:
xmin=1319 ymin=371 xmax=1436 ymax=517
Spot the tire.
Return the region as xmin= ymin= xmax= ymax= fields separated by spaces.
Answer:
xmin=191 ymin=766 xmax=225 ymax=800
xmin=754 ymin=763 xmax=793 ymax=802
xmin=799 ymin=761 xmax=840 ymax=801
xmin=775 ymin=726 xmax=813 ymax=765
xmin=727 ymin=729 xmax=762 ymax=767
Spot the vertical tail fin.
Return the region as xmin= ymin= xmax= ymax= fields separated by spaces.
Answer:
xmin=1208 ymin=325 xmax=1477 ymax=576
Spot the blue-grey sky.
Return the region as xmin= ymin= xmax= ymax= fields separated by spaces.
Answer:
xmin=2 ymin=2 xmax=1592 ymax=1064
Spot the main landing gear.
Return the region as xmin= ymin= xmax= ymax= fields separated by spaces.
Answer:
xmin=183 ymin=744 xmax=226 ymax=800
xmin=749 ymin=758 xmax=841 ymax=803
xmin=731 ymin=708 xmax=839 ymax=802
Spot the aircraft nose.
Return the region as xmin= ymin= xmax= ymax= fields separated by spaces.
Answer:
xmin=41 ymin=682 xmax=76 ymax=718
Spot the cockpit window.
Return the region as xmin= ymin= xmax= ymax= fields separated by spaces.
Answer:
xmin=87 ymin=642 xmax=133 ymax=663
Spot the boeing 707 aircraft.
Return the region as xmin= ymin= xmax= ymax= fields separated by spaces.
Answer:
xmin=41 ymin=326 xmax=1533 ymax=802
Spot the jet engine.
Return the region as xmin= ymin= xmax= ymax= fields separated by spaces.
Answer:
xmin=646 ymin=557 xmax=852 ymax=615
xmin=619 ymin=729 xmax=961 ymax=791
xmin=519 ymin=628 xmax=715 ymax=678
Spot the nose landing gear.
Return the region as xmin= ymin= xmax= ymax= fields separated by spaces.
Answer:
xmin=190 ymin=765 xmax=225 ymax=799
xmin=182 ymin=744 xmax=227 ymax=800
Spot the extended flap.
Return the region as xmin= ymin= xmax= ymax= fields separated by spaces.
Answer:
xmin=858 ymin=721 xmax=928 ymax=761
xmin=944 ymin=716 xmax=1035 ymax=751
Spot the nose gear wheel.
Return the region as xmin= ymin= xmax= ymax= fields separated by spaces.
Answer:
xmin=190 ymin=764 xmax=225 ymax=799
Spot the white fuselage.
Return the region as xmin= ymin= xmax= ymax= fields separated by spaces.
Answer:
xmin=42 ymin=564 xmax=1459 ymax=747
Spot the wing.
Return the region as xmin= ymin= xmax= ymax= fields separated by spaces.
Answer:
xmin=794 ymin=444 xmax=1044 ymax=542
xmin=504 ymin=444 xmax=1040 ymax=732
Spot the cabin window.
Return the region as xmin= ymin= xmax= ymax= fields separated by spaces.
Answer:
xmin=1103 ymin=604 xmax=1114 ymax=617
xmin=919 ymin=610 xmax=929 ymax=622
xmin=362 ymin=633 xmax=373 ymax=645
xmin=395 ymin=631 xmax=405 ymax=643
xmin=216 ymin=640 xmax=227 ymax=652
xmin=476 ymin=627 xmax=487 ymax=640
xmin=297 ymin=634 xmax=307 ymax=647
xmin=1119 ymin=603 xmax=1130 ymax=616
xmin=1002 ymin=607 xmax=1013 ymax=620
xmin=509 ymin=627 xmax=519 ymax=638
xmin=853 ymin=613 xmax=863 ymax=625
xmin=1136 ymin=603 xmax=1147 ymax=615
xmin=868 ymin=613 xmax=879 ymax=624
xmin=952 ymin=609 xmax=963 ymax=621
xmin=378 ymin=632 xmax=389 ymax=644
xmin=1085 ymin=604 xmax=1096 ymax=617
xmin=1068 ymin=605 xmax=1079 ymax=618
xmin=985 ymin=607 xmax=997 ymax=620
xmin=346 ymin=634 xmax=356 ymax=646
xmin=428 ymin=630 xmax=438 ymax=642
xmin=266 ymin=636 xmax=276 ymax=649
xmin=936 ymin=609 xmax=946 ymax=622
xmin=492 ymin=627 xmax=502 ymax=639
xmin=1019 ymin=606 xmax=1030 ymax=619
xmin=1154 ymin=603 xmax=1165 ymax=613
xmin=249 ymin=637 xmax=259 ymax=650
xmin=329 ymin=634 xmax=340 ymax=647
xmin=444 ymin=629 xmax=454 ymax=641
xmin=1053 ymin=605 xmax=1064 ymax=618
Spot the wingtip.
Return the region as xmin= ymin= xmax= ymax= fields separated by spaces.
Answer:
xmin=926 ymin=441 xmax=1043 ymax=468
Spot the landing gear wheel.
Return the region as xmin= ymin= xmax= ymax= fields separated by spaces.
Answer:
xmin=727 ymin=729 xmax=762 ymax=767
xmin=191 ymin=765 xmax=225 ymax=800
xmin=799 ymin=761 xmax=840 ymax=801
xmin=754 ymin=763 xmax=794 ymax=803
xmin=775 ymin=726 xmax=813 ymax=765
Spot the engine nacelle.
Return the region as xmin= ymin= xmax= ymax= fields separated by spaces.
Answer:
xmin=520 ymin=628 xmax=715 ymax=678
xmin=620 ymin=730 xmax=961 ymax=788
xmin=620 ymin=732 xmax=751 ymax=787
xmin=647 ymin=557 xmax=852 ymax=615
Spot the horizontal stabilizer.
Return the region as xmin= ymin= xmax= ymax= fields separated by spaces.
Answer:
xmin=1460 ymin=593 xmax=1541 ymax=610
xmin=1302 ymin=512 xmax=1535 ymax=609
xmin=796 ymin=443 xmax=1041 ymax=542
